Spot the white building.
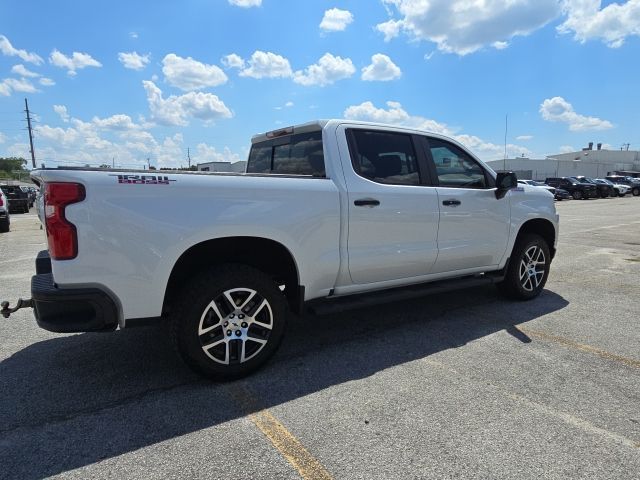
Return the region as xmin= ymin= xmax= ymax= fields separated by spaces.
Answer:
xmin=486 ymin=147 xmax=640 ymax=180
xmin=197 ymin=161 xmax=247 ymax=173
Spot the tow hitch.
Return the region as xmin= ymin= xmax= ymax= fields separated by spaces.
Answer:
xmin=1 ymin=298 xmax=33 ymax=318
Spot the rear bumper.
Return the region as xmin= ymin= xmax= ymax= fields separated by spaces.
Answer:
xmin=31 ymin=251 xmax=118 ymax=333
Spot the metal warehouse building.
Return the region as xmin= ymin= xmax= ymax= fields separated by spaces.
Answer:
xmin=486 ymin=145 xmax=640 ymax=180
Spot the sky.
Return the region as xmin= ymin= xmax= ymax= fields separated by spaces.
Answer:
xmin=0 ymin=0 xmax=639 ymax=169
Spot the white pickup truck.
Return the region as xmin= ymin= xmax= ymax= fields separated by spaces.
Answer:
xmin=9 ymin=119 xmax=559 ymax=379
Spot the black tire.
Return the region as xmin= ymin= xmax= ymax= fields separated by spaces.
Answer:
xmin=572 ymin=190 xmax=583 ymax=200
xmin=496 ymin=233 xmax=551 ymax=300
xmin=0 ymin=218 xmax=9 ymax=233
xmin=170 ymin=264 xmax=287 ymax=380
xmin=23 ymin=204 xmax=29 ymax=213
xmin=632 ymin=188 xmax=640 ymax=197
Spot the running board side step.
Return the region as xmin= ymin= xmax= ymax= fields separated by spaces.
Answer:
xmin=306 ymin=273 xmax=504 ymax=316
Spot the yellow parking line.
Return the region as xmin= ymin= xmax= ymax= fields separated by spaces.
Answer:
xmin=230 ymin=385 xmax=333 ymax=480
xmin=249 ymin=408 xmax=333 ymax=480
xmin=520 ymin=328 xmax=640 ymax=369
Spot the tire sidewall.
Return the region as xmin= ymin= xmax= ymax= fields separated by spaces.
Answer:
xmin=173 ymin=265 xmax=287 ymax=380
xmin=505 ymin=234 xmax=551 ymax=300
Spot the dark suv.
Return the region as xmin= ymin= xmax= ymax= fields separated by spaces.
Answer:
xmin=605 ymin=176 xmax=640 ymax=196
xmin=0 ymin=184 xmax=30 ymax=213
xmin=571 ymin=176 xmax=612 ymax=198
xmin=544 ymin=177 xmax=598 ymax=200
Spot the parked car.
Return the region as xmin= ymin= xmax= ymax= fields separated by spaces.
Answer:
xmin=518 ymin=179 xmax=555 ymax=194
xmin=6 ymin=119 xmax=559 ymax=380
xmin=595 ymin=178 xmax=627 ymax=197
xmin=570 ymin=176 xmax=610 ymax=198
xmin=554 ymin=188 xmax=572 ymax=201
xmin=0 ymin=187 xmax=10 ymax=232
xmin=545 ymin=177 xmax=597 ymax=200
xmin=21 ymin=186 xmax=36 ymax=207
xmin=0 ymin=184 xmax=30 ymax=213
xmin=605 ymin=176 xmax=640 ymax=196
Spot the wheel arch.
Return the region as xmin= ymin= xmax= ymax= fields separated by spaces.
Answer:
xmin=163 ymin=236 xmax=302 ymax=315
xmin=515 ymin=218 xmax=556 ymax=259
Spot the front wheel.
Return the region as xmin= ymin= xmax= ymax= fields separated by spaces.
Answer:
xmin=572 ymin=190 xmax=583 ymax=200
xmin=170 ymin=264 xmax=287 ymax=380
xmin=496 ymin=234 xmax=550 ymax=300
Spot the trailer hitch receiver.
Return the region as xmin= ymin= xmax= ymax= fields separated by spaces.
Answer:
xmin=1 ymin=298 xmax=33 ymax=318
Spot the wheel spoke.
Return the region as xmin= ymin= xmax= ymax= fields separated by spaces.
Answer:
xmin=201 ymin=338 xmax=225 ymax=351
xmin=199 ymin=301 xmax=224 ymax=335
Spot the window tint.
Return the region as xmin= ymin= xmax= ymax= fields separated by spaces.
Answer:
xmin=349 ymin=130 xmax=420 ymax=185
xmin=427 ymin=138 xmax=487 ymax=189
xmin=246 ymin=131 xmax=325 ymax=176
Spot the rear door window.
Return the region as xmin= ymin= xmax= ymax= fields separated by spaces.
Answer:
xmin=246 ymin=131 xmax=325 ymax=176
xmin=347 ymin=129 xmax=420 ymax=186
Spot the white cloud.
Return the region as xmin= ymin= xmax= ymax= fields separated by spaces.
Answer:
xmin=0 ymin=132 xmax=6 ymax=143
xmin=11 ymin=64 xmax=39 ymax=77
xmin=293 ymin=53 xmax=355 ymax=86
xmin=540 ymin=96 xmax=613 ymax=131
xmin=275 ymin=101 xmax=295 ymax=110
xmin=239 ymin=51 xmax=293 ymax=79
xmin=49 ymin=49 xmax=102 ymax=76
xmin=162 ymin=53 xmax=227 ymax=90
xmin=558 ymin=0 xmax=640 ymax=48
xmin=118 ymin=51 xmax=150 ymax=70
xmin=361 ymin=54 xmax=401 ymax=81
xmin=344 ymin=100 xmax=451 ymax=134
xmin=39 ymin=77 xmax=55 ymax=86
xmin=196 ymin=143 xmax=242 ymax=163
xmin=92 ymin=114 xmax=139 ymax=131
xmin=492 ymin=41 xmax=509 ymax=50
xmin=376 ymin=19 xmax=403 ymax=42
xmin=559 ymin=145 xmax=575 ymax=153
xmin=0 ymin=35 xmax=43 ymax=64
xmin=19 ymin=108 xmax=242 ymax=169
xmin=221 ymin=53 xmax=245 ymax=69
xmin=129 ymin=32 xmax=139 ymax=39
xmin=516 ymin=135 xmax=533 ymax=141
xmin=378 ymin=0 xmax=560 ymax=55
xmin=54 ymin=105 xmax=70 ymax=122
xmin=228 ymin=0 xmax=262 ymax=7
xmin=320 ymin=8 xmax=354 ymax=32
xmin=143 ymin=80 xmax=232 ymax=126
xmin=1 ymin=77 xmax=40 ymax=94
xmin=343 ymin=100 xmax=532 ymax=160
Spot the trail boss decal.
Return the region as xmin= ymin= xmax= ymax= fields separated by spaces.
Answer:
xmin=110 ymin=174 xmax=176 ymax=185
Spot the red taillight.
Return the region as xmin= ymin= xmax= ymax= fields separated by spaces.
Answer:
xmin=44 ymin=182 xmax=86 ymax=260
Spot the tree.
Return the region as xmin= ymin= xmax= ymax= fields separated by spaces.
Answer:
xmin=0 ymin=157 xmax=27 ymax=175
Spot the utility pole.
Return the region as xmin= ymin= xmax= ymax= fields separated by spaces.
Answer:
xmin=112 ymin=157 xmax=115 ymax=168
xmin=25 ymin=98 xmax=36 ymax=168
xmin=147 ymin=157 xmax=150 ymax=170
xmin=187 ymin=147 xmax=191 ymax=168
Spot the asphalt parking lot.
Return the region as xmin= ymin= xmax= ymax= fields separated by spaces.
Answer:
xmin=1 ymin=197 xmax=639 ymax=480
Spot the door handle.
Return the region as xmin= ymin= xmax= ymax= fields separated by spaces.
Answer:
xmin=442 ymin=199 xmax=461 ymax=206
xmin=354 ymin=198 xmax=380 ymax=207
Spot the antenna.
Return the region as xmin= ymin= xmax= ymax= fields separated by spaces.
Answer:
xmin=24 ymin=98 xmax=36 ymax=168
xmin=503 ymin=114 xmax=508 ymax=171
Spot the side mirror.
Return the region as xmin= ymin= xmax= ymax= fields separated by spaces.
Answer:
xmin=495 ymin=171 xmax=517 ymax=199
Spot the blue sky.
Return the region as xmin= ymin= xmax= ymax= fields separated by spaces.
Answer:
xmin=0 ymin=0 xmax=639 ymax=168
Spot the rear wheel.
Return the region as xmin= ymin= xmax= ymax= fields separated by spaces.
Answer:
xmin=0 ymin=218 xmax=9 ymax=233
xmin=632 ymin=187 xmax=640 ymax=196
xmin=496 ymin=234 xmax=550 ymax=300
xmin=170 ymin=264 xmax=287 ymax=380
xmin=572 ymin=190 xmax=583 ymax=200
